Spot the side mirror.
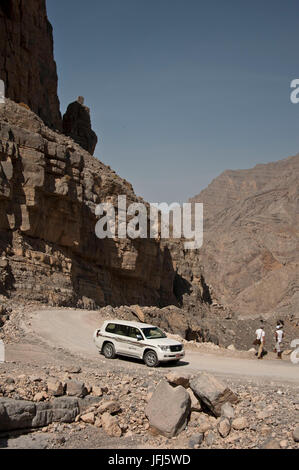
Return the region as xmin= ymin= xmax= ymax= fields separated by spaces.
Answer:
xmin=136 ymin=334 xmax=143 ymax=341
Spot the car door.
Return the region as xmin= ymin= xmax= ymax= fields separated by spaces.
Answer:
xmin=104 ymin=323 xmax=120 ymax=353
xmin=112 ymin=324 xmax=129 ymax=354
xmin=125 ymin=327 xmax=144 ymax=358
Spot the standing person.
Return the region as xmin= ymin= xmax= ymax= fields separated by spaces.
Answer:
xmin=275 ymin=322 xmax=284 ymax=359
xmin=255 ymin=322 xmax=266 ymax=359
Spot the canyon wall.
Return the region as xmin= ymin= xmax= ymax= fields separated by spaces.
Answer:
xmin=0 ymin=99 xmax=181 ymax=308
xmin=0 ymin=1 xmax=209 ymax=312
xmin=0 ymin=0 xmax=61 ymax=130
xmin=0 ymin=0 xmax=297 ymax=325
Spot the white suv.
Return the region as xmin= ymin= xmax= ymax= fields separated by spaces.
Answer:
xmin=93 ymin=320 xmax=185 ymax=367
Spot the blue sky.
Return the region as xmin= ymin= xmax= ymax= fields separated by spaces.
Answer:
xmin=47 ymin=0 xmax=299 ymax=203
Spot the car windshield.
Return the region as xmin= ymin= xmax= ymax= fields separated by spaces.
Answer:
xmin=141 ymin=327 xmax=167 ymax=339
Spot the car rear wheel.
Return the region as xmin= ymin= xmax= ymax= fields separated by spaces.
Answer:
xmin=103 ymin=342 xmax=116 ymax=359
xmin=144 ymin=350 xmax=159 ymax=367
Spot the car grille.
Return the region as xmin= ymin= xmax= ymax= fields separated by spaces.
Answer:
xmin=170 ymin=345 xmax=183 ymax=352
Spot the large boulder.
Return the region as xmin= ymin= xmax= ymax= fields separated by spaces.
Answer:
xmin=145 ymin=379 xmax=191 ymax=438
xmin=98 ymin=400 xmax=121 ymax=415
xmin=80 ymin=412 xmax=95 ymax=425
xmin=47 ymin=379 xmax=65 ymax=397
xmin=190 ymin=372 xmax=238 ymax=417
xmin=51 ymin=397 xmax=80 ymax=424
xmin=101 ymin=412 xmax=122 ymax=438
xmin=165 ymin=371 xmax=193 ymax=389
xmin=62 ymin=98 xmax=98 ymax=155
xmin=66 ymin=380 xmax=88 ymax=398
xmin=0 ymin=397 xmax=79 ymax=432
xmin=0 ymin=398 xmax=36 ymax=431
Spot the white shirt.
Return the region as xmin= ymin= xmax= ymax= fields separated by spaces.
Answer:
xmin=276 ymin=329 xmax=283 ymax=343
xmin=256 ymin=328 xmax=265 ymax=341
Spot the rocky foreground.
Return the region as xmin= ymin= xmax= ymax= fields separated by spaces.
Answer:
xmin=0 ymin=0 xmax=298 ymax=451
xmin=0 ymin=302 xmax=298 ymax=449
xmin=0 ymin=352 xmax=299 ymax=450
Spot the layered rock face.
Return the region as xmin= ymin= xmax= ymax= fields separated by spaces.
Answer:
xmin=0 ymin=99 xmax=180 ymax=308
xmin=0 ymin=0 xmax=61 ymax=130
xmin=1 ymin=0 xmax=296 ymax=331
xmin=63 ymin=98 xmax=98 ymax=155
xmin=0 ymin=1 xmax=211 ymax=314
xmin=189 ymin=156 xmax=299 ymax=318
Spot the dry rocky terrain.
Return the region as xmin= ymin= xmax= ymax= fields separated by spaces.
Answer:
xmin=0 ymin=304 xmax=298 ymax=450
xmin=0 ymin=0 xmax=298 ymax=451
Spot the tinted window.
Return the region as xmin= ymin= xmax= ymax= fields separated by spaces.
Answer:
xmin=106 ymin=323 xmax=130 ymax=336
xmin=141 ymin=327 xmax=166 ymax=339
xmin=128 ymin=327 xmax=143 ymax=339
xmin=105 ymin=323 xmax=116 ymax=333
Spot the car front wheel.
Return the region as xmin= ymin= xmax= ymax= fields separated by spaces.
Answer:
xmin=144 ymin=350 xmax=159 ymax=367
xmin=102 ymin=342 xmax=116 ymax=359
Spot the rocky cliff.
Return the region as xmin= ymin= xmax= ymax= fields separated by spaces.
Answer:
xmin=189 ymin=156 xmax=299 ymax=319
xmin=0 ymin=0 xmax=61 ymax=130
xmin=0 ymin=0 xmax=214 ymax=332
xmin=0 ymin=99 xmax=182 ymax=308
xmin=1 ymin=0 xmax=297 ymax=345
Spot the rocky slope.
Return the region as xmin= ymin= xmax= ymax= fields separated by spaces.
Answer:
xmin=0 ymin=0 xmax=61 ymax=130
xmin=0 ymin=0 xmax=297 ymax=333
xmin=0 ymin=0 xmax=214 ymax=327
xmin=189 ymin=156 xmax=299 ymax=319
xmin=0 ymin=99 xmax=184 ymax=309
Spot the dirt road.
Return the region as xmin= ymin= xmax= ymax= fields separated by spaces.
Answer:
xmin=19 ymin=308 xmax=299 ymax=384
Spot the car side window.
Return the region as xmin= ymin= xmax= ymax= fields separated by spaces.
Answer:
xmin=105 ymin=324 xmax=142 ymax=338
xmin=114 ymin=324 xmax=130 ymax=337
xmin=128 ymin=327 xmax=142 ymax=339
xmin=105 ymin=323 xmax=116 ymax=333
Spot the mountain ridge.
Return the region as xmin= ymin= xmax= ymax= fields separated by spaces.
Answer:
xmin=188 ymin=153 xmax=299 ymax=319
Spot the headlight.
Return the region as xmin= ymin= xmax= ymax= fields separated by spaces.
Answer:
xmin=159 ymin=345 xmax=171 ymax=351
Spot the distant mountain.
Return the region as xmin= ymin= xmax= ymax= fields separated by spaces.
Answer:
xmin=189 ymin=155 xmax=299 ymax=319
